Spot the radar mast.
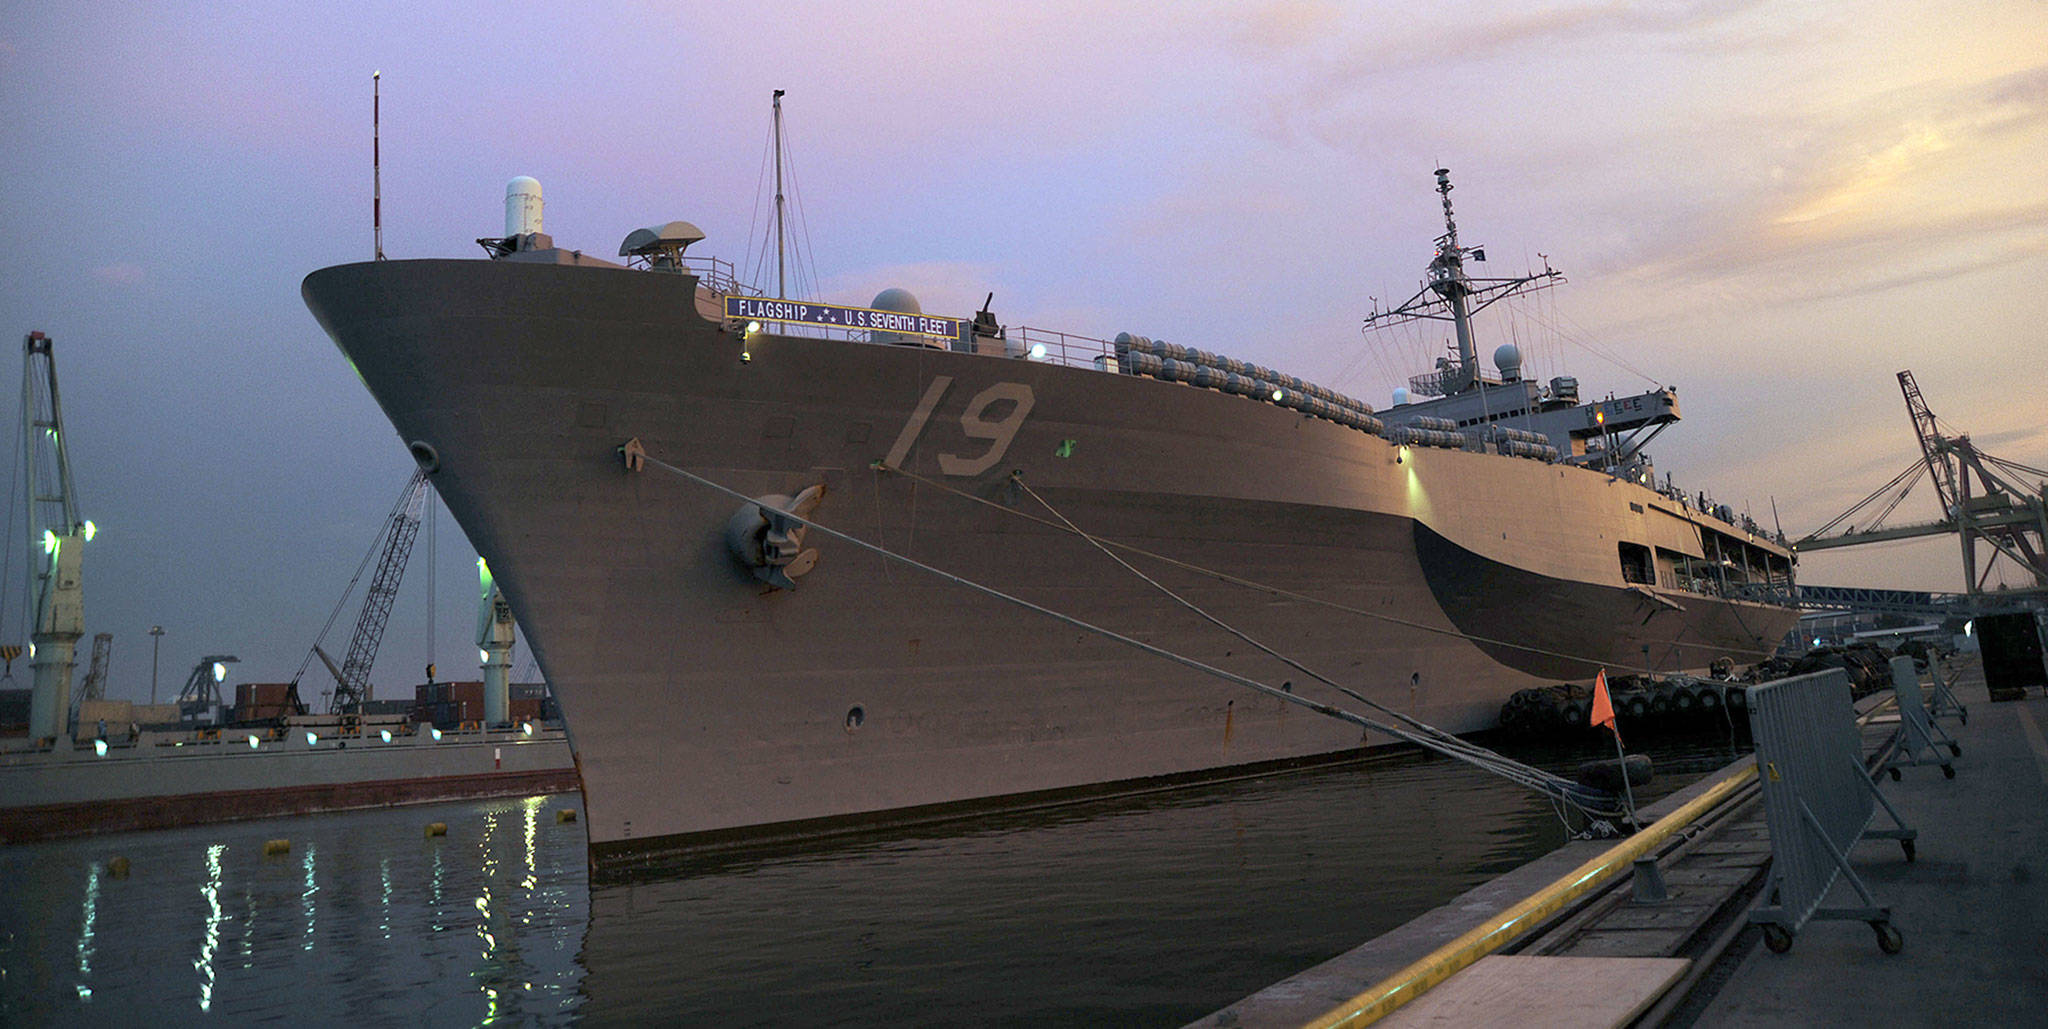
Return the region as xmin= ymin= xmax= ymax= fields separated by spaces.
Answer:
xmin=1363 ymin=169 xmax=1564 ymax=396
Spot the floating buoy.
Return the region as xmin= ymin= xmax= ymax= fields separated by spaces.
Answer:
xmin=107 ymin=856 xmax=131 ymax=877
xmin=556 ymin=808 xmax=578 ymax=824
xmin=1575 ymin=754 xmax=1654 ymax=792
xmin=263 ymin=839 xmax=291 ymax=856
xmin=425 ymin=822 xmax=447 ymax=838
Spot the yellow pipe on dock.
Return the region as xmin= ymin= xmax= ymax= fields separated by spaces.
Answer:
xmin=1304 ymin=761 xmax=1759 ymax=1028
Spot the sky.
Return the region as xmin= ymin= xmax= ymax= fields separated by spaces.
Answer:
xmin=2 ymin=1 xmax=2044 ymax=704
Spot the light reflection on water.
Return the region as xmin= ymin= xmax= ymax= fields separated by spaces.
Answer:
xmin=0 ymin=734 xmax=1743 ymax=1026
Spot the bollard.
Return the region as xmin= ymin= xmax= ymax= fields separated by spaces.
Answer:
xmin=263 ymin=839 xmax=291 ymax=856
xmin=107 ymin=856 xmax=131 ymax=878
xmin=425 ymin=822 xmax=447 ymax=838
xmin=556 ymin=808 xmax=578 ymax=824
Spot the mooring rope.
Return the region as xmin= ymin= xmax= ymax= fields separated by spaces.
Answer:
xmin=1008 ymin=474 xmax=1617 ymax=816
xmin=874 ymin=461 xmax=1777 ymax=670
xmin=633 ymin=449 xmax=1625 ymax=821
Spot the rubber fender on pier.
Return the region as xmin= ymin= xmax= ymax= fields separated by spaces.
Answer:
xmin=107 ymin=856 xmax=131 ymax=877
xmin=556 ymin=808 xmax=578 ymax=824
xmin=425 ymin=822 xmax=448 ymax=838
xmin=263 ymin=839 xmax=291 ymax=856
xmin=1574 ymin=754 xmax=1654 ymax=792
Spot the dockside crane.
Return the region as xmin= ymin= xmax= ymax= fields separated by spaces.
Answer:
xmin=1796 ymin=370 xmax=2048 ymax=595
xmin=296 ymin=468 xmax=430 ymax=713
xmin=70 ymin=631 xmax=112 ymax=722
xmin=20 ymin=331 xmax=95 ymax=742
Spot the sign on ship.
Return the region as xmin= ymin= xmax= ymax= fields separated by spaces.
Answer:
xmin=725 ymin=296 xmax=966 ymax=341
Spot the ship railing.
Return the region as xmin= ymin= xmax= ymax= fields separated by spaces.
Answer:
xmin=677 ymin=255 xmax=763 ymax=298
xmin=1008 ymin=326 xmax=1119 ymax=371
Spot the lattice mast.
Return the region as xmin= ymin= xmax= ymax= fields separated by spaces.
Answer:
xmin=1362 ymin=169 xmax=1564 ymax=396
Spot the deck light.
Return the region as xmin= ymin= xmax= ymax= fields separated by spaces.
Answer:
xmin=380 ymin=729 xmax=393 ymax=742
xmin=94 ymin=738 xmax=108 ymax=756
xmin=1029 ymin=342 xmax=1047 ymax=360
xmin=82 ymin=520 xmax=96 ymax=542
xmin=248 ymin=735 xmax=261 ymax=749
xmin=521 ymin=721 xmax=534 ymax=736
xmin=430 ymin=727 xmax=443 ymax=741
xmin=211 ymin=662 xmax=227 ymax=683
xmin=479 ymin=649 xmax=490 ymax=663
xmin=304 ymin=731 xmax=318 ymax=746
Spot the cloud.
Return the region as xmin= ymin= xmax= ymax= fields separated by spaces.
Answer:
xmin=92 ymin=263 xmax=147 ymax=285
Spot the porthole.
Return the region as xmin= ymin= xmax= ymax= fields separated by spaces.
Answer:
xmin=408 ymin=440 xmax=440 ymax=473
xmin=844 ymin=706 xmax=865 ymax=731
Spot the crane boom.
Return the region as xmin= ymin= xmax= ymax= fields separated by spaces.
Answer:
xmin=330 ymin=468 xmax=430 ymax=712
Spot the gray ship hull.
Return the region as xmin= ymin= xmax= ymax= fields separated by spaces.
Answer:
xmin=303 ymin=258 xmax=1798 ymax=866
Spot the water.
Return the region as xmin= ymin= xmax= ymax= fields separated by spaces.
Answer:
xmin=0 ymin=733 xmax=1746 ymax=1026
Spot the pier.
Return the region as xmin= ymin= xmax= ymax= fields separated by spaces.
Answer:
xmin=1195 ymin=659 xmax=2048 ymax=1027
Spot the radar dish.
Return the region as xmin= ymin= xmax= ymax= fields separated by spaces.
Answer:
xmin=619 ymin=221 xmax=708 ymax=257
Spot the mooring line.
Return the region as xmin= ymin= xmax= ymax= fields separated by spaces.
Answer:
xmin=874 ymin=461 xmax=1778 ymax=671
xmin=1010 ymin=475 xmax=1595 ymax=806
xmin=633 ymin=449 xmax=1626 ymax=819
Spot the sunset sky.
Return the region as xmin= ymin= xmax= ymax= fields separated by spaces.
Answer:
xmin=2 ymin=2 xmax=2044 ymax=701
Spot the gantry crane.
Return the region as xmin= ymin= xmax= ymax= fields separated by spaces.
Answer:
xmin=1796 ymin=371 xmax=2048 ymax=594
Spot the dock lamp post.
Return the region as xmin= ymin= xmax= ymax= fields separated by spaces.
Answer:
xmin=149 ymin=625 xmax=165 ymax=704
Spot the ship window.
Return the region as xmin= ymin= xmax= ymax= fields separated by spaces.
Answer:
xmin=844 ymin=706 xmax=865 ymax=731
xmin=1618 ymin=542 xmax=1654 ymax=585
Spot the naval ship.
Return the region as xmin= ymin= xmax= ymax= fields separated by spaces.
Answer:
xmin=303 ymin=170 xmax=1799 ymax=867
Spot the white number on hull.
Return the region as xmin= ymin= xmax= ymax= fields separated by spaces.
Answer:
xmin=885 ymin=377 xmax=1036 ymax=477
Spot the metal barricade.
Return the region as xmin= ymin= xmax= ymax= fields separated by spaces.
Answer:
xmin=1747 ymin=668 xmax=1916 ymax=954
xmin=1925 ymin=660 xmax=1968 ymax=725
xmin=1882 ymin=656 xmax=1961 ymax=781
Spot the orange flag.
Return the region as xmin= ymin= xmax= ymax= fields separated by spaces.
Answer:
xmin=1590 ymin=668 xmax=1619 ymax=742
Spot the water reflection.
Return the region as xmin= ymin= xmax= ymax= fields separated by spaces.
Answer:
xmin=0 ymin=796 xmax=588 ymax=1024
xmin=196 ymin=843 xmax=225 ymax=1012
xmin=73 ymin=864 xmax=98 ymax=1002
xmin=0 ymin=733 xmax=1744 ymax=1025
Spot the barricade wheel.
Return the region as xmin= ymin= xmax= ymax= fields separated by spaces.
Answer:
xmin=1942 ymin=764 xmax=1955 ymax=780
xmin=1762 ymin=925 xmax=1793 ymax=953
xmin=1873 ymin=921 xmax=1904 ymax=954
xmin=1901 ymin=839 xmax=1916 ymax=862
xmin=1948 ymin=743 xmax=1962 ymax=758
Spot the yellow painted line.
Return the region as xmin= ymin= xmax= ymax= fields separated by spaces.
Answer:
xmin=1303 ymin=762 xmax=1759 ymax=1029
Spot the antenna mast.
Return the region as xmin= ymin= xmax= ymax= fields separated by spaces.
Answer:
xmin=1362 ymin=168 xmax=1564 ymax=397
xmin=373 ymin=71 xmax=384 ymax=261
xmin=773 ymin=88 xmax=787 ymax=299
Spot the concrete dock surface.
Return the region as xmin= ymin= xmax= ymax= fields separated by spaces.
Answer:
xmin=1195 ymin=661 xmax=2048 ymax=1027
xmin=1688 ymin=671 xmax=2048 ymax=1027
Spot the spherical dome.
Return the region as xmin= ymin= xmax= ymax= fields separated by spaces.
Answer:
xmin=871 ymin=288 xmax=922 ymax=314
xmin=1392 ymin=387 xmax=1412 ymax=406
xmin=1493 ymin=343 xmax=1523 ymax=379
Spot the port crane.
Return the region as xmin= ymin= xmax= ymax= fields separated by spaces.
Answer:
xmin=293 ymin=468 xmax=430 ymax=714
xmin=70 ymin=631 xmax=112 ymax=722
xmin=19 ymin=331 xmax=94 ymax=742
xmin=1796 ymin=370 xmax=2048 ymax=595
